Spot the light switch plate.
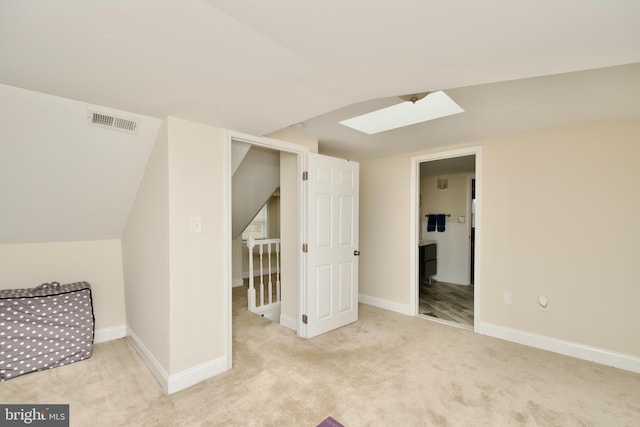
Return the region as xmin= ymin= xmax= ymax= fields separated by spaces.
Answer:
xmin=190 ymin=217 xmax=202 ymax=233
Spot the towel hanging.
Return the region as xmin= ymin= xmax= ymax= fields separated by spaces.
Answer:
xmin=426 ymin=214 xmax=436 ymax=232
xmin=436 ymin=214 xmax=446 ymax=232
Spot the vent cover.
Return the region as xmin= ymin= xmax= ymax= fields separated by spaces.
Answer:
xmin=88 ymin=110 xmax=140 ymax=134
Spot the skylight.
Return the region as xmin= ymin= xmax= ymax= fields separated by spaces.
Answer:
xmin=339 ymin=90 xmax=464 ymax=134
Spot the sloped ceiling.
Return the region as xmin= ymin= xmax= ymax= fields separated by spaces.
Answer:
xmin=301 ymin=63 xmax=640 ymax=160
xmin=232 ymin=146 xmax=280 ymax=239
xmin=0 ymin=84 xmax=160 ymax=244
xmin=0 ymin=1 xmax=639 ymax=244
xmin=1 ymin=0 xmax=639 ymax=138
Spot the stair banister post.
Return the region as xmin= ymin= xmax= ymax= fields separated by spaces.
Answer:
xmin=247 ymin=237 xmax=256 ymax=311
xmin=267 ymin=242 xmax=273 ymax=304
xmin=276 ymin=241 xmax=280 ymax=304
xmin=259 ymin=242 xmax=264 ymax=308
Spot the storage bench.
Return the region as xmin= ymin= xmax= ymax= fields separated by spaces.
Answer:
xmin=0 ymin=281 xmax=95 ymax=381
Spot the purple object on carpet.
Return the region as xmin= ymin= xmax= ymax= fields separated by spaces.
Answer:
xmin=317 ymin=417 xmax=344 ymax=427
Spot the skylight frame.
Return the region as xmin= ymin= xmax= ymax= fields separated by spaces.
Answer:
xmin=339 ymin=90 xmax=464 ymax=134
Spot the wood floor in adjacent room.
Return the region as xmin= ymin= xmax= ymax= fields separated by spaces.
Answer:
xmin=419 ymin=281 xmax=474 ymax=327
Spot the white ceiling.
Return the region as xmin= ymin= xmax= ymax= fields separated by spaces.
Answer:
xmin=303 ymin=63 xmax=640 ymax=160
xmin=1 ymin=1 xmax=640 ymax=243
xmin=1 ymin=1 xmax=639 ymax=144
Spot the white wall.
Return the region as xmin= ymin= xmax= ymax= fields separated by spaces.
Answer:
xmin=167 ymin=117 xmax=228 ymax=375
xmin=267 ymin=128 xmax=318 ymax=153
xmin=267 ymin=194 xmax=281 ymax=238
xmin=0 ymin=239 xmax=126 ymax=337
xmin=480 ymin=120 xmax=640 ymax=357
xmin=122 ymin=117 xmax=229 ymax=392
xmin=231 ymin=148 xmax=280 ymax=238
xmin=122 ymin=118 xmax=171 ymax=370
xmin=279 ymin=152 xmax=298 ymax=330
xmin=359 ymin=119 xmax=640 ymax=360
xmin=266 ymin=129 xmax=318 ymax=331
xmin=422 ymin=222 xmax=470 ymax=285
xmin=360 ymin=155 xmax=412 ymax=305
xmin=0 ymin=84 xmax=160 ymax=244
xmin=232 ymin=237 xmax=244 ymax=286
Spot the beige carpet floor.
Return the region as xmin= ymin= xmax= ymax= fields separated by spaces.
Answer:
xmin=1 ymin=287 xmax=639 ymax=426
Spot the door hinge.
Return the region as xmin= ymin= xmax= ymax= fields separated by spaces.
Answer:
xmin=302 ymin=243 xmax=308 ymax=253
xmin=302 ymin=171 xmax=308 ymax=181
xmin=302 ymin=314 xmax=308 ymax=324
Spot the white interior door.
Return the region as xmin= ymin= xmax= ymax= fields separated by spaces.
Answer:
xmin=302 ymin=153 xmax=359 ymax=338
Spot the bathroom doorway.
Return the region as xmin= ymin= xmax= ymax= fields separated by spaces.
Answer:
xmin=411 ymin=147 xmax=480 ymax=330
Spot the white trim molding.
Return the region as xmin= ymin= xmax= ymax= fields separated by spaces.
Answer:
xmin=280 ymin=314 xmax=297 ymax=332
xmin=476 ymin=321 xmax=640 ymax=374
xmin=126 ymin=327 xmax=229 ymax=394
xmin=359 ymin=293 xmax=413 ymax=316
xmin=410 ymin=146 xmax=482 ymax=321
xmin=126 ymin=327 xmax=169 ymax=392
xmin=166 ymin=355 xmax=228 ymax=395
xmin=226 ymin=129 xmax=308 ymax=346
xmin=94 ymin=324 xmax=126 ymax=344
xmin=232 ymin=279 xmax=244 ymax=287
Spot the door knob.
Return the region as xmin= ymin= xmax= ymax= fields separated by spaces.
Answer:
xmin=353 ymin=250 xmax=360 ymax=256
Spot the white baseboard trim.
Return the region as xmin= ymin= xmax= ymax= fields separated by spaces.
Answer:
xmin=126 ymin=326 xmax=230 ymax=394
xmin=126 ymin=327 xmax=169 ymax=392
xmin=280 ymin=314 xmax=297 ymax=332
xmin=232 ymin=279 xmax=244 ymax=287
xmin=358 ymin=293 xmax=413 ymax=316
xmin=476 ymin=321 xmax=640 ymax=374
xmin=166 ymin=355 xmax=228 ymax=395
xmin=94 ymin=324 xmax=126 ymax=344
xmin=254 ymin=303 xmax=281 ymax=323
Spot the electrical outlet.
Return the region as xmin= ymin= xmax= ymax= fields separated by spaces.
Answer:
xmin=503 ymin=292 xmax=512 ymax=305
xmin=538 ymin=295 xmax=549 ymax=311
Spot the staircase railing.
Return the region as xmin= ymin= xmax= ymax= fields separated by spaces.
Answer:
xmin=246 ymin=237 xmax=281 ymax=316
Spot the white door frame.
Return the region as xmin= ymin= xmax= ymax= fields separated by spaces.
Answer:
xmin=466 ymin=174 xmax=475 ymax=285
xmin=410 ymin=146 xmax=482 ymax=331
xmin=225 ymin=130 xmax=309 ymax=368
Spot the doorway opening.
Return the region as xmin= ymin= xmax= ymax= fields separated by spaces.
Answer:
xmin=226 ymin=131 xmax=308 ymax=369
xmin=225 ymin=135 xmax=360 ymax=367
xmin=410 ymin=147 xmax=481 ymax=331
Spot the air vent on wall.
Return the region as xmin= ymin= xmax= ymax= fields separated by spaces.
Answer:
xmin=87 ymin=109 xmax=140 ymax=134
